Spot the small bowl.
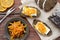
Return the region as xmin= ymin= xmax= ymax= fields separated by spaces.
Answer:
xmin=5 ymin=18 xmax=29 ymax=40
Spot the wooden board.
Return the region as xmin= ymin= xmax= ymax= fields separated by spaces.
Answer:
xmin=0 ymin=0 xmax=41 ymax=40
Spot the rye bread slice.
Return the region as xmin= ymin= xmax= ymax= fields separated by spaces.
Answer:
xmin=44 ymin=0 xmax=57 ymax=12
xmin=35 ymin=0 xmax=57 ymax=12
xmin=35 ymin=0 xmax=44 ymax=9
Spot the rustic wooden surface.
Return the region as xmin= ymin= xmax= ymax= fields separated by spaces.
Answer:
xmin=0 ymin=0 xmax=41 ymax=40
xmin=0 ymin=0 xmax=60 ymax=40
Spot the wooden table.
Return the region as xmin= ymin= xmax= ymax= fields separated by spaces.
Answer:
xmin=0 ymin=0 xmax=60 ymax=40
xmin=0 ymin=0 xmax=41 ymax=40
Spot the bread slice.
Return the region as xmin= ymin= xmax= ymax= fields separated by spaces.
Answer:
xmin=35 ymin=0 xmax=57 ymax=12
xmin=20 ymin=6 xmax=41 ymax=18
xmin=33 ymin=19 xmax=52 ymax=36
xmin=35 ymin=0 xmax=44 ymax=9
xmin=44 ymin=0 xmax=57 ymax=12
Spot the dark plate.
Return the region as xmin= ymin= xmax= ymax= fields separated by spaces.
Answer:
xmin=33 ymin=19 xmax=52 ymax=36
xmin=20 ymin=6 xmax=41 ymax=18
xmin=5 ymin=18 xmax=29 ymax=40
